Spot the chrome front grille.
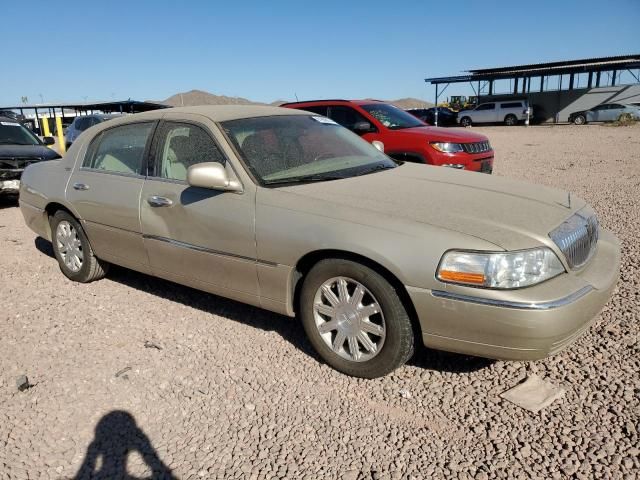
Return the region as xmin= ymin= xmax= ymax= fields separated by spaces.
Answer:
xmin=462 ymin=141 xmax=491 ymax=154
xmin=549 ymin=211 xmax=599 ymax=269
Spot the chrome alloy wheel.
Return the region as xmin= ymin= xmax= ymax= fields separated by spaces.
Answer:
xmin=56 ymin=220 xmax=83 ymax=272
xmin=313 ymin=276 xmax=386 ymax=362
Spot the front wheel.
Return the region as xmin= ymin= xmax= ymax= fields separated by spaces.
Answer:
xmin=50 ymin=210 xmax=108 ymax=283
xmin=300 ymin=259 xmax=415 ymax=378
xmin=573 ymin=114 xmax=586 ymax=125
xmin=460 ymin=116 xmax=472 ymax=127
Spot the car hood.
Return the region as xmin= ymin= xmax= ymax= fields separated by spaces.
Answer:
xmin=0 ymin=144 xmax=61 ymax=160
xmin=397 ymin=126 xmax=488 ymax=143
xmin=276 ymin=163 xmax=584 ymax=251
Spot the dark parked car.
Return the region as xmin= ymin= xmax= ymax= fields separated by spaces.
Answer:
xmin=0 ymin=116 xmax=60 ymax=196
xmin=407 ymin=107 xmax=458 ymax=126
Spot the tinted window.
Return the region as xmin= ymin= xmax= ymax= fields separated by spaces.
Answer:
xmin=329 ymin=106 xmax=372 ymax=130
xmin=299 ymin=105 xmax=329 ymax=116
xmin=475 ymin=103 xmax=495 ymax=111
xmin=500 ymin=102 xmax=523 ymax=108
xmin=360 ymin=104 xmax=423 ymax=129
xmin=593 ymin=105 xmax=608 ymax=111
xmin=156 ymin=122 xmax=225 ymax=181
xmin=83 ymin=122 xmax=152 ymax=174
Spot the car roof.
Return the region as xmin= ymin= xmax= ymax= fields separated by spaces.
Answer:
xmin=99 ymin=105 xmax=311 ymax=126
xmin=0 ymin=116 xmax=22 ymax=123
xmin=281 ymin=99 xmax=387 ymax=107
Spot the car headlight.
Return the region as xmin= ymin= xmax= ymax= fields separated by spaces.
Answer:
xmin=437 ymin=248 xmax=565 ymax=289
xmin=430 ymin=142 xmax=464 ymax=153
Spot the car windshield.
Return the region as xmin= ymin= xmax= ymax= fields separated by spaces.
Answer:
xmin=0 ymin=121 xmax=41 ymax=146
xmin=361 ymin=103 xmax=424 ymax=130
xmin=222 ymin=115 xmax=397 ymax=185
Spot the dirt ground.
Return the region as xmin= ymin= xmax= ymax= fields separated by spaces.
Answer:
xmin=1 ymin=124 xmax=638 ymax=479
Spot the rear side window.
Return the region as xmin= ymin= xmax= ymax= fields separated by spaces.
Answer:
xmin=74 ymin=117 xmax=92 ymax=131
xmin=475 ymin=103 xmax=495 ymax=111
xmin=500 ymin=102 xmax=523 ymax=109
xmin=83 ymin=122 xmax=153 ymax=175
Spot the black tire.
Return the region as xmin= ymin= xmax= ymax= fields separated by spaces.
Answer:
xmin=504 ymin=114 xmax=518 ymax=126
xmin=300 ymin=259 xmax=415 ymax=378
xmin=50 ymin=210 xmax=108 ymax=283
xmin=460 ymin=116 xmax=472 ymax=127
xmin=573 ymin=114 xmax=586 ymax=125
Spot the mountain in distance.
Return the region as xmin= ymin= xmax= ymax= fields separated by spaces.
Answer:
xmin=159 ymin=90 xmax=432 ymax=110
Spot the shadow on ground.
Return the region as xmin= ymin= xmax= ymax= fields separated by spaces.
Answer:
xmin=34 ymin=237 xmax=492 ymax=375
xmin=0 ymin=195 xmax=19 ymax=210
xmin=74 ymin=410 xmax=176 ymax=480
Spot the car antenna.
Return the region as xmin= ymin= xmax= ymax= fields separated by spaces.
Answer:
xmin=294 ymin=92 xmax=299 ymax=101
xmin=567 ymin=191 xmax=571 ymax=209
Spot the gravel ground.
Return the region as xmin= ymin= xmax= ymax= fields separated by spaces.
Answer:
xmin=1 ymin=124 xmax=638 ymax=479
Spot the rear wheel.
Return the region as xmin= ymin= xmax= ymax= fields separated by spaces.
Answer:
xmin=50 ymin=210 xmax=108 ymax=283
xmin=300 ymin=259 xmax=414 ymax=378
xmin=573 ymin=114 xmax=586 ymax=125
xmin=460 ymin=116 xmax=472 ymax=127
xmin=504 ymin=114 xmax=518 ymax=126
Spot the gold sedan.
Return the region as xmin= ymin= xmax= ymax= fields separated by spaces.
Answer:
xmin=19 ymin=106 xmax=620 ymax=378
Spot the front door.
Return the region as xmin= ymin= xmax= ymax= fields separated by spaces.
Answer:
xmin=473 ymin=103 xmax=497 ymax=123
xmin=66 ymin=121 xmax=155 ymax=271
xmin=139 ymin=115 xmax=259 ymax=303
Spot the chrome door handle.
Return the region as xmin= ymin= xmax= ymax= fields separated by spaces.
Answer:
xmin=147 ymin=195 xmax=173 ymax=207
xmin=72 ymin=182 xmax=89 ymax=191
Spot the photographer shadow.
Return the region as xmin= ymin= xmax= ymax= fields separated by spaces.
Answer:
xmin=74 ymin=410 xmax=176 ymax=480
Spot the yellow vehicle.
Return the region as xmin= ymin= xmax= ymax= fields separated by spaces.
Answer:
xmin=439 ymin=96 xmax=478 ymax=112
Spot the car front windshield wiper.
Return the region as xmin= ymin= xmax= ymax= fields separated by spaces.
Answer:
xmin=263 ymin=173 xmax=347 ymax=186
xmin=354 ymin=164 xmax=396 ymax=177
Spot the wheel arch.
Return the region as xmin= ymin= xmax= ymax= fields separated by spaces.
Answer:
xmin=291 ymin=249 xmax=422 ymax=337
xmin=43 ymin=202 xmax=81 ymax=241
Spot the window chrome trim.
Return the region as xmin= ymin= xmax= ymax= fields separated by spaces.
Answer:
xmin=142 ymin=234 xmax=277 ymax=267
xmin=431 ymin=286 xmax=593 ymax=310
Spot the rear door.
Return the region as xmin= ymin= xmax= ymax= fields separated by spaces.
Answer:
xmin=66 ymin=121 xmax=155 ymax=271
xmin=139 ymin=113 xmax=259 ymax=302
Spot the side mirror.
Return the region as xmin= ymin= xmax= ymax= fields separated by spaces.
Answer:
xmin=187 ymin=162 xmax=242 ymax=192
xmin=42 ymin=136 xmax=55 ymax=146
xmin=352 ymin=121 xmax=373 ymax=133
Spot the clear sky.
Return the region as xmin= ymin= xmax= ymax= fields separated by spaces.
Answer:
xmin=2 ymin=0 xmax=639 ymax=106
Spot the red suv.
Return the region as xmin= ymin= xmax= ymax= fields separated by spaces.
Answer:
xmin=282 ymin=100 xmax=494 ymax=173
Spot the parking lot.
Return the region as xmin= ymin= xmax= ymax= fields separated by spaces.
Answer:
xmin=0 ymin=124 xmax=638 ymax=479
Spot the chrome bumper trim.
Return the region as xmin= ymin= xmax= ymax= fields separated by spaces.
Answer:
xmin=431 ymin=286 xmax=593 ymax=310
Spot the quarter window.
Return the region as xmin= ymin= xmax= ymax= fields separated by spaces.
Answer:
xmin=156 ymin=122 xmax=225 ymax=181
xmin=83 ymin=122 xmax=152 ymax=174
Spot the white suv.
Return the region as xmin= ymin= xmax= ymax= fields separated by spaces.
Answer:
xmin=458 ymin=101 xmax=530 ymax=127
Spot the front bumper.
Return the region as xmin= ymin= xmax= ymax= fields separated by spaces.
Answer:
xmin=407 ymin=229 xmax=620 ymax=360
xmin=431 ymin=150 xmax=494 ymax=174
xmin=0 ymin=179 xmax=20 ymax=195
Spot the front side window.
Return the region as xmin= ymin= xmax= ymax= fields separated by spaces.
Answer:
xmin=83 ymin=122 xmax=152 ymax=174
xmin=222 ymin=115 xmax=396 ymax=186
xmin=329 ymin=106 xmax=372 ymax=130
xmin=0 ymin=120 xmax=41 ymax=146
xmin=360 ymin=103 xmax=423 ymax=129
xmin=156 ymin=122 xmax=225 ymax=181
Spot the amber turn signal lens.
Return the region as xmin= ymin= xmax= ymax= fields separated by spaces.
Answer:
xmin=438 ymin=270 xmax=486 ymax=284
